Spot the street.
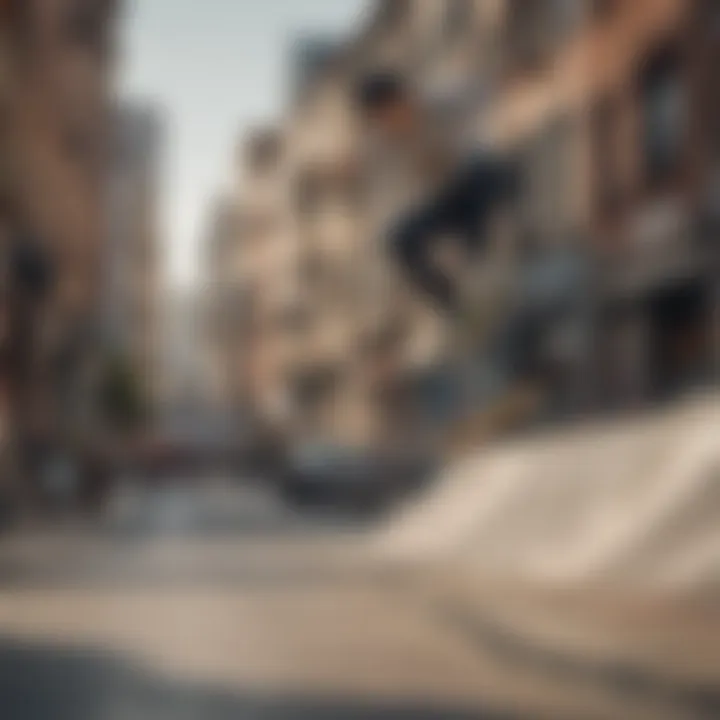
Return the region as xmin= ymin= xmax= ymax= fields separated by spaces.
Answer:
xmin=2 ymin=1 xmax=718 ymax=718
xmin=0 ymin=479 xmax=716 ymax=720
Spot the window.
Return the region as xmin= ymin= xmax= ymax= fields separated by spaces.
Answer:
xmin=698 ymin=0 xmax=720 ymax=35
xmin=295 ymin=171 xmax=324 ymax=217
xmin=517 ymin=117 xmax=575 ymax=245
xmin=542 ymin=118 xmax=574 ymax=235
xmin=380 ymin=0 xmax=411 ymax=32
xmin=711 ymin=83 xmax=720 ymax=160
xmin=505 ymin=0 xmax=548 ymax=71
xmin=553 ymin=0 xmax=587 ymax=40
xmin=246 ymin=131 xmax=282 ymax=174
xmin=593 ymin=0 xmax=618 ymax=20
xmin=688 ymin=0 xmax=720 ymax=140
xmin=505 ymin=0 xmax=584 ymax=73
xmin=244 ymin=213 xmax=277 ymax=243
xmin=443 ymin=0 xmax=474 ymax=41
xmin=592 ymin=95 xmax=624 ymax=217
xmin=300 ymin=252 xmax=325 ymax=285
xmin=64 ymin=1 xmax=107 ymax=56
xmin=639 ymin=48 xmax=686 ymax=185
xmin=5 ymin=0 xmax=32 ymax=46
xmin=333 ymin=165 xmax=365 ymax=211
xmin=63 ymin=124 xmax=96 ymax=165
xmin=278 ymin=301 xmax=311 ymax=334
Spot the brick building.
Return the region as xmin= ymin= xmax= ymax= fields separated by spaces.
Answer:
xmin=1 ymin=0 xmax=120 ymax=502
xmin=484 ymin=0 xmax=718 ymax=409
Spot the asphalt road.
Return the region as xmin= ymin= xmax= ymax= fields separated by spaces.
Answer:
xmin=0 ymin=479 xmax=714 ymax=720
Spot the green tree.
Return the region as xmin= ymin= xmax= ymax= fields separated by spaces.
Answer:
xmin=98 ymin=355 xmax=147 ymax=434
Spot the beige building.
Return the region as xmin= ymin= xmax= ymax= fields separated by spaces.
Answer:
xmin=339 ymin=0 xmax=497 ymax=445
xmin=203 ymin=193 xmax=246 ymax=413
xmin=282 ymin=55 xmax=370 ymax=444
xmin=229 ymin=2 xmax=499 ymax=448
xmin=205 ymin=127 xmax=298 ymax=430
xmin=222 ymin=0 xmax=719 ymax=450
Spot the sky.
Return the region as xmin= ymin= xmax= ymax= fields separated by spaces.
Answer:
xmin=119 ymin=0 xmax=369 ymax=288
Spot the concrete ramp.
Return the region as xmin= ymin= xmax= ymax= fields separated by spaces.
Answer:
xmin=377 ymin=393 xmax=720 ymax=590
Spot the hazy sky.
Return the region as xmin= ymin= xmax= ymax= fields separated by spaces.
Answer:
xmin=120 ymin=0 xmax=369 ymax=288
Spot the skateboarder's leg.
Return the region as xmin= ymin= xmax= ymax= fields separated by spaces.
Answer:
xmin=389 ymin=205 xmax=457 ymax=311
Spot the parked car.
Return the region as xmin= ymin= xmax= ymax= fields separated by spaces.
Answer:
xmin=278 ymin=443 xmax=436 ymax=514
xmin=241 ymin=426 xmax=289 ymax=480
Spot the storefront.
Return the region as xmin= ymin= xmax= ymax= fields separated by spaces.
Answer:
xmin=596 ymin=239 xmax=716 ymax=409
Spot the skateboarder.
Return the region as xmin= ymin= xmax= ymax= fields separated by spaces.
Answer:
xmin=355 ymin=71 xmax=589 ymax=449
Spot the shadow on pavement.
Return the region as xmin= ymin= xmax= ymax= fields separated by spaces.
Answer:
xmin=435 ymin=605 xmax=720 ymax=719
xmin=0 ymin=635 xmax=510 ymax=720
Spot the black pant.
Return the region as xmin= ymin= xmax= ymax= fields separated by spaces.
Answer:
xmin=388 ymin=155 xmax=519 ymax=311
xmin=388 ymin=156 xmax=589 ymax=384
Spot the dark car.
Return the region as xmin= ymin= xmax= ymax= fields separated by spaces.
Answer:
xmin=278 ymin=443 xmax=436 ymax=514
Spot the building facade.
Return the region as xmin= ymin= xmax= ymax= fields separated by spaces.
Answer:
xmin=226 ymin=3 xmax=496 ymax=448
xmin=105 ymin=101 xmax=163 ymax=402
xmin=216 ymin=0 xmax=719 ymax=453
xmin=0 ymin=0 xmax=121 ymax=503
xmin=203 ymin=192 xmax=247 ymax=415
xmin=484 ymin=0 xmax=719 ymax=408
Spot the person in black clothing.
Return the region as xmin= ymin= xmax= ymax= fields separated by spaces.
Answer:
xmin=355 ymin=71 xmax=519 ymax=314
xmin=354 ymin=71 xmax=590 ymax=442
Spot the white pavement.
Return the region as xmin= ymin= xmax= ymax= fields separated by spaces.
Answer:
xmin=376 ymin=392 xmax=720 ymax=591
